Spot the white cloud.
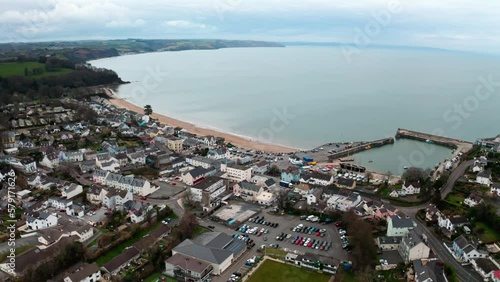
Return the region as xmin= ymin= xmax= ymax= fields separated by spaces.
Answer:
xmin=163 ymin=20 xmax=212 ymax=30
xmin=106 ymin=19 xmax=147 ymax=28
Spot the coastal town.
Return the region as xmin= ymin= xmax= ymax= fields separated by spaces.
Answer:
xmin=0 ymin=87 xmax=499 ymax=282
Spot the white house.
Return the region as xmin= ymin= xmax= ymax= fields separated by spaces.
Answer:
xmin=63 ymin=263 xmax=101 ymax=282
xmin=401 ymin=181 xmax=421 ymax=195
xmin=207 ymin=149 xmax=230 ymax=160
xmin=26 ymin=212 xmax=58 ymax=230
xmin=131 ymin=178 xmax=157 ymax=196
xmin=103 ymin=188 xmax=133 ymax=210
xmin=127 ymin=151 xmax=146 ymax=165
xmin=47 ymin=197 xmax=73 ymax=210
xmin=220 ymin=163 xmax=252 ymax=182
xmin=307 ymin=189 xmax=323 ymax=205
xmin=452 ymin=235 xmax=488 ymax=263
xmin=87 ymin=186 xmax=107 ymax=204
xmin=233 ymin=181 xmax=263 ymax=202
xmin=438 ymin=215 xmax=469 ymax=232
xmin=463 ymin=193 xmax=485 ymax=208
xmin=386 ymin=216 xmax=416 ymax=237
xmin=398 ymin=230 xmax=430 ymax=263
xmin=182 ymin=166 xmax=209 ymax=186
xmin=470 ymin=257 xmax=500 ymax=281
xmin=476 ymin=171 xmax=492 ymax=186
xmin=326 ymin=193 xmax=362 ymax=212
xmin=92 ymin=169 xmax=109 ymax=185
xmin=302 ymin=172 xmax=334 ymax=186
xmin=64 ymin=151 xmax=84 ymax=162
xmin=255 ymin=191 xmax=276 ymax=206
xmin=66 ymin=204 xmax=85 ymax=218
xmin=40 ymin=153 xmax=59 ymax=168
xmin=62 ymin=183 xmax=83 ymax=199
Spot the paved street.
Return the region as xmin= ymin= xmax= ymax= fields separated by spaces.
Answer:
xmin=0 ymin=236 xmax=39 ymax=254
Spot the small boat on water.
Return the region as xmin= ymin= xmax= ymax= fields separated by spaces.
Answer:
xmin=425 ymin=139 xmax=433 ymax=144
xmin=339 ymin=158 xmax=354 ymax=162
xmin=368 ymin=160 xmax=373 ymax=163
xmin=404 ymin=166 xmax=409 ymax=169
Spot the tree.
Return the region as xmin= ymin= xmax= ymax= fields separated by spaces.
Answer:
xmin=276 ymin=189 xmax=288 ymax=210
xmin=177 ymin=211 xmax=198 ymax=240
xmin=266 ymin=165 xmax=281 ymax=177
xmin=183 ymin=190 xmax=195 ymax=209
xmin=402 ymin=167 xmax=426 ymax=183
xmin=144 ymin=105 xmax=153 ymax=115
xmin=342 ymin=210 xmax=377 ymax=270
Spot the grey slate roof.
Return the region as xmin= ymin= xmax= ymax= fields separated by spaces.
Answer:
xmin=239 ymin=180 xmax=261 ymax=192
xmin=389 ymin=216 xmax=415 ymax=228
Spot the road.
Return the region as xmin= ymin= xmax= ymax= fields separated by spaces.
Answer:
xmin=397 ymin=159 xmax=478 ymax=282
xmin=440 ymin=160 xmax=474 ymax=199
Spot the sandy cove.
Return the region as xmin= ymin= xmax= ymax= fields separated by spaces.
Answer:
xmin=105 ymin=93 xmax=297 ymax=153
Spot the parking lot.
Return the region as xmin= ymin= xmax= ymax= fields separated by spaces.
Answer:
xmin=150 ymin=179 xmax=187 ymax=199
xmin=213 ymin=203 xmax=259 ymax=223
xmin=209 ymin=209 xmax=347 ymax=261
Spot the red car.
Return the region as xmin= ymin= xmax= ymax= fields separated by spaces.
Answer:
xmin=296 ymin=240 xmax=302 ymax=245
xmin=316 ymin=232 xmax=321 ymax=236
xmin=335 ymin=221 xmax=342 ymax=227
xmin=308 ymin=242 xmax=313 ymax=248
xmin=171 ymin=182 xmax=176 ymax=186
xmin=141 ymin=196 xmax=148 ymax=200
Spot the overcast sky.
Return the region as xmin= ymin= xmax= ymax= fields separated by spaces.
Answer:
xmin=1 ymin=0 xmax=500 ymax=53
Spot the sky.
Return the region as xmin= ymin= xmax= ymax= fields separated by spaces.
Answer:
xmin=1 ymin=0 xmax=500 ymax=53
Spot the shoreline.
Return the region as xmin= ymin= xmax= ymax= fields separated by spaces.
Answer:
xmin=103 ymin=88 xmax=298 ymax=153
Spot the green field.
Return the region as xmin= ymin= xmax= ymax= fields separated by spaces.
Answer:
xmin=0 ymin=61 xmax=73 ymax=78
xmin=247 ymin=260 xmax=331 ymax=282
xmin=475 ymin=222 xmax=500 ymax=243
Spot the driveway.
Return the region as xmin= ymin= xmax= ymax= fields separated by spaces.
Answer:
xmin=0 ymin=236 xmax=39 ymax=254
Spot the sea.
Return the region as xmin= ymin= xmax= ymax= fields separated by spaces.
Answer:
xmin=90 ymin=46 xmax=500 ymax=174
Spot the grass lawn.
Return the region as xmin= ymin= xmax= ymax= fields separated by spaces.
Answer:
xmin=247 ymin=260 xmax=331 ymax=282
xmin=143 ymin=272 xmax=177 ymax=282
xmin=193 ymin=226 xmax=210 ymax=237
xmin=444 ymin=193 xmax=465 ymax=206
xmin=263 ymin=248 xmax=287 ymax=259
xmin=95 ymin=222 xmax=162 ymax=266
xmin=0 ymin=61 xmax=73 ymax=78
xmin=475 ymin=222 xmax=500 ymax=243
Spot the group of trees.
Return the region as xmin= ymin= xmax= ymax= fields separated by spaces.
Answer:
xmin=467 ymin=203 xmax=500 ymax=235
xmin=342 ymin=211 xmax=377 ymax=271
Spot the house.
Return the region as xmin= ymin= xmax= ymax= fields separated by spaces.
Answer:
xmin=412 ymin=259 xmax=447 ymax=282
xmin=302 ymin=172 xmax=334 ymax=186
xmin=476 ymin=171 xmax=492 ymax=186
xmin=377 ymin=236 xmax=402 ymax=250
xmin=472 ymin=157 xmax=488 ymax=173
xmin=182 ymin=166 xmax=210 ymax=186
xmin=63 ymin=263 xmax=101 ymax=282
xmin=38 ymin=228 xmax=65 ymax=245
xmin=281 ymin=166 xmax=301 ymax=183
xmin=165 ymin=253 xmax=213 ymax=282
xmin=20 ymin=158 xmax=37 ymax=173
xmin=190 ymin=176 xmax=227 ymax=212
xmin=470 ymin=257 xmax=500 ymax=280
xmin=326 ymin=192 xmax=362 ymax=212
xmin=26 ymin=212 xmax=58 ymax=230
xmin=114 ymin=152 xmax=129 ymax=167
xmin=386 ymin=215 xmax=416 ymax=237
xmin=103 ymin=188 xmax=133 ymax=210
xmin=79 ymin=160 xmax=96 ymax=173
xmin=401 ymin=181 xmax=421 ymax=195
xmin=185 ymin=156 xmax=220 ymax=169
xmin=451 ymin=235 xmax=488 ymax=263
xmin=69 ymin=225 xmax=94 ymax=242
xmin=166 ymin=136 xmax=184 ymax=153
xmin=491 ymin=183 xmax=500 ymax=197
xmin=438 ymin=215 xmax=469 ymax=232
xmin=307 ymin=188 xmax=323 ymax=205
xmin=47 ymin=197 xmax=73 ymax=210
xmin=171 ymin=232 xmax=246 ymax=275
xmin=127 ymin=151 xmax=146 ymax=165
xmin=62 ymin=183 xmax=83 ymax=199
xmin=66 ymin=203 xmax=85 ymax=218
xmin=199 ymin=135 xmax=217 ymax=148
xmin=374 ymin=204 xmax=399 ymax=220
xmin=220 ymin=163 xmax=252 ymax=182
xmin=40 ymin=153 xmax=60 ymax=168
xmin=252 ymin=161 xmax=269 ymax=175
xmin=463 ymin=193 xmax=485 ymax=208
xmin=64 ymin=151 xmax=84 ymax=162
xmin=425 ymin=204 xmax=442 ymax=223
xmin=0 ymin=131 xmax=16 ymax=148
xmin=398 ymin=230 xmax=430 ymax=263
xmin=102 ymin=247 xmax=140 ymax=275
xmin=233 ymin=181 xmax=263 ymax=202
xmin=251 ymin=188 xmax=274 ymax=205
xmin=206 ymin=148 xmax=230 ymax=160
xmin=93 ymin=169 xmax=109 ymax=185
xmin=336 ymin=177 xmax=356 ymax=189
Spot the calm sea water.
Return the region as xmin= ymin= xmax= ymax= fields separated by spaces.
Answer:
xmin=90 ymin=46 xmax=500 ymax=173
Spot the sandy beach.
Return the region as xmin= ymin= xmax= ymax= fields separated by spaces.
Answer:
xmin=103 ymin=88 xmax=297 ymax=153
